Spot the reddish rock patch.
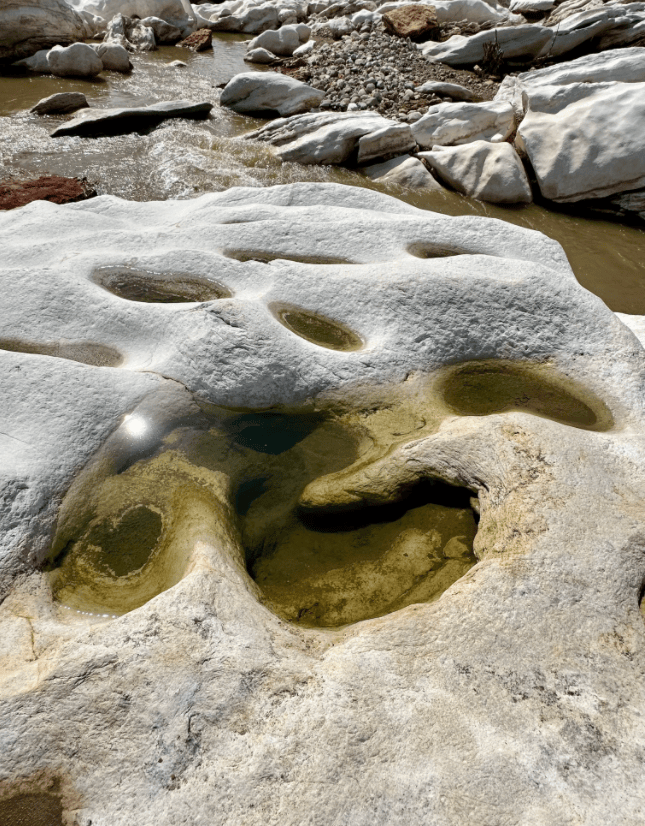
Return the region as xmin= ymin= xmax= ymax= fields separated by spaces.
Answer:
xmin=177 ymin=28 xmax=213 ymax=52
xmin=382 ymin=5 xmax=440 ymax=41
xmin=0 ymin=176 xmax=97 ymax=210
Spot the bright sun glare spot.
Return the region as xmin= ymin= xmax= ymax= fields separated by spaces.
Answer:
xmin=123 ymin=414 xmax=148 ymax=438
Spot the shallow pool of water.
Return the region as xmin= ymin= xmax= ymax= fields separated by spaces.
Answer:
xmin=1 ymin=38 xmax=644 ymax=313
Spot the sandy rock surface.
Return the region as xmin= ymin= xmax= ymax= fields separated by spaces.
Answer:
xmin=1 ymin=182 xmax=645 ymax=824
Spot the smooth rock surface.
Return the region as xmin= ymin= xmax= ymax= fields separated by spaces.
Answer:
xmin=29 ymin=91 xmax=90 ymax=115
xmin=1 ymin=182 xmax=645 ymax=825
xmin=50 ymin=100 xmax=213 ymax=137
xmin=357 ymin=122 xmax=416 ymax=164
xmin=246 ymin=110 xmax=401 ymax=164
xmin=0 ymin=0 xmax=89 ymax=63
xmin=247 ymin=23 xmax=308 ymax=56
xmin=420 ymin=24 xmax=553 ymax=66
xmin=363 ymin=154 xmax=445 ymax=189
xmin=516 ymin=80 xmax=645 ymax=202
xmin=94 ymin=42 xmax=131 ymax=71
xmin=411 ymin=100 xmax=515 ymax=149
xmin=419 ymin=140 xmax=533 ymax=203
xmin=47 ymin=42 xmax=103 ymax=77
xmin=220 ymin=71 xmax=324 ymax=116
xmin=210 ymin=3 xmax=280 ymax=33
xmin=417 ymin=80 xmax=479 ymax=101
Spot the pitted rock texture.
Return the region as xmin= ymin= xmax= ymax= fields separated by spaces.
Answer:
xmin=1 ymin=183 xmax=645 ymax=825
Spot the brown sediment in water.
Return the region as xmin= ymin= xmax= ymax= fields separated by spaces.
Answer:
xmin=93 ymin=266 xmax=231 ymax=303
xmin=0 ymin=775 xmax=75 ymax=826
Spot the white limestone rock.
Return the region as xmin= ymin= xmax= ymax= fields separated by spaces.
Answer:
xmin=293 ymin=39 xmax=315 ymax=56
xmin=14 ymin=48 xmax=53 ymax=72
xmin=356 ymin=122 xmax=416 ymax=164
xmin=420 ymin=24 xmax=552 ymax=66
xmin=0 ymin=0 xmax=89 ymax=63
xmin=245 ymin=110 xmax=401 ymax=164
xmin=1 ymin=182 xmax=645 ymax=825
xmin=378 ymin=0 xmax=516 ymax=25
xmin=510 ymin=0 xmax=555 ymax=12
xmin=516 ymin=80 xmax=645 ymax=202
xmin=247 ymin=23 xmax=309 ymax=56
xmin=47 ymin=42 xmax=104 ymax=77
xmin=363 ymin=154 xmax=446 ymax=189
xmin=329 ymin=15 xmax=354 ymax=35
xmin=67 ymin=0 xmax=194 ymax=28
xmin=220 ymin=71 xmax=324 ymax=116
xmin=139 ymin=15 xmax=183 ymax=43
xmin=103 ymin=13 xmax=156 ymax=51
xmin=418 ymin=140 xmax=533 ymax=203
xmin=93 ymin=42 xmax=132 ymax=71
xmin=245 ymin=46 xmax=277 ymax=62
xmin=494 ymin=47 xmax=645 ymax=118
xmin=210 ymin=3 xmax=280 ymax=33
xmin=411 ymin=100 xmax=515 ymax=150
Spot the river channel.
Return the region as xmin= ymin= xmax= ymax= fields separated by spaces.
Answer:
xmin=1 ymin=35 xmax=644 ymax=313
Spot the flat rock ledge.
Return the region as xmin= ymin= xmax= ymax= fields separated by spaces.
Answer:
xmin=50 ymin=100 xmax=213 ymax=137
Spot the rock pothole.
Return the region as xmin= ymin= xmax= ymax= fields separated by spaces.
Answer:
xmin=271 ymin=302 xmax=364 ymax=351
xmin=93 ymin=266 xmax=231 ymax=303
xmin=0 ymin=337 xmax=123 ymax=367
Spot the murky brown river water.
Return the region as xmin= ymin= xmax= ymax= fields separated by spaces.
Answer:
xmin=1 ymin=36 xmax=644 ymax=313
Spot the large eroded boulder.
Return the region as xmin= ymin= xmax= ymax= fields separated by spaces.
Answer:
xmin=47 ymin=42 xmax=103 ymax=77
xmin=411 ymin=100 xmax=515 ymax=149
xmin=0 ymin=0 xmax=88 ymax=63
xmin=418 ymin=140 xmax=533 ymax=203
xmin=516 ymin=80 xmax=645 ymax=202
xmin=1 ymin=182 xmax=645 ymax=824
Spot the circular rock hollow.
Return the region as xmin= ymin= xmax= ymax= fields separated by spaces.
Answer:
xmin=407 ymin=242 xmax=465 ymax=259
xmin=270 ymin=302 xmax=364 ymax=351
xmin=438 ymin=360 xmax=613 ymax=431
xmin=93 ymin=266 xmax=231 ymax=303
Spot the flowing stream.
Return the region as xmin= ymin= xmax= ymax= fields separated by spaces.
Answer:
xmin=1 ymin=36 xmax=644 ymax=313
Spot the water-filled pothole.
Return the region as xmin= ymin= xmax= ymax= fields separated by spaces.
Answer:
xmin=0 ymin=338 xmax=122 ymax=367
xmin=94 ymin=266 xmax=231 ymax=303
xmin=407 ymin=242 xmax=465 ymax=259
xmin=0 ymin=792 xmax=64 ymax=826
xmin=246 ymin=480 xmax=478 ymax=627
xmin=46 ymin=391 xmax=476 ymax=623
xmin=438 ymin=360 xmax=613 ymax=431
xmin=271 ymin=303 xmax=364 ymax=351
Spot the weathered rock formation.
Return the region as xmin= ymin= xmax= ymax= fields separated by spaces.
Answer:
xmin=1 ymin=182 xmax=645 ymax=824
xmin=0 ymin=0 xmax=89 ymax=63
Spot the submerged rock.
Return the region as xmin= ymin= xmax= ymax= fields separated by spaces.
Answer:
xmin=177 ymin=27 xmax=213 ymax=51
xmin=0 ymin=182 xmax=645 ymax=824
xmin=50 ymin=100 xmax=212 ymax=137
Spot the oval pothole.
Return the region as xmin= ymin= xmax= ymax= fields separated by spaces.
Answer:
xmin=94 ymin=266 xmax=230 ymax=303
xmin=438 ymin=360 xmax=613 ymax=431
xmin=407 ymin=242 xmax=465 ymax=259
xmin=244 ymin=480 xmax=478 ymax=628
xmin=271 ymin=303 xmax=364 ymax=351
xmin=0 ymin=338 xmax=123 ymax=367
